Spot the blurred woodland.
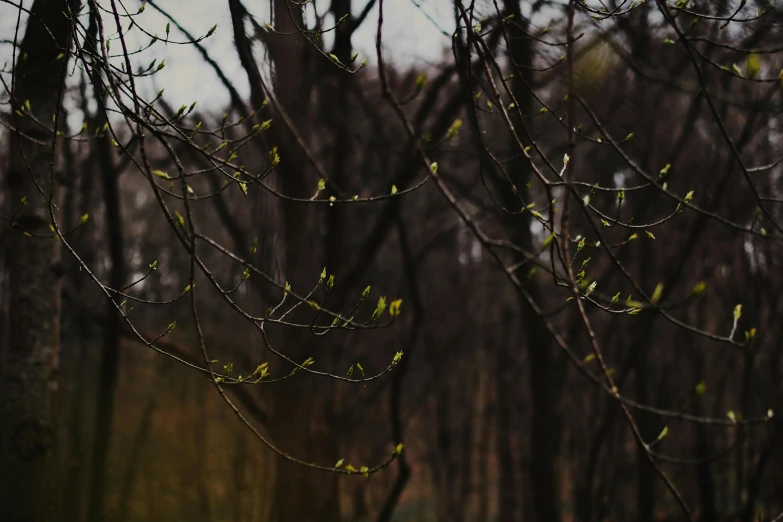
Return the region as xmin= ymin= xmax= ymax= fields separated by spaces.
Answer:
xmin=1 ymin=0 xmax=783 ymax=521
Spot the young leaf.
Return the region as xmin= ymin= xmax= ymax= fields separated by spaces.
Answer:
xmin=651 ymin=283 xmax=663 ymax=304
xmin=234 ymin=173 xmax=247 ymax=196
xmin=371 ymin=297 xmax=387 ymax=320
xmin=446 ymin=119 xmax=463 ymax=139
xmin=691 ymin=281 xmax=707 ymax=296
xmin=269 ymin=146 xmax=280 ymax=167
xmin=254 ymin=362 xmax=269 ymax=376
xmin=389 ymin=298 xmax=403 ymax=317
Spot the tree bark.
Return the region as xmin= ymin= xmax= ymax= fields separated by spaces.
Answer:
xmin=86 ymin=46 xmax=126 ymax=522
xmin=503 ymin=2 xmax=566 ymax=520
xmin=1 ymin=1 xmax=75 ymax=520
xmin=496 ymin=312 xmax=518 ymax=522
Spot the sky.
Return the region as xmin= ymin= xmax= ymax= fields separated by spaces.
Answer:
xmin=150 ymin=0 xmax=457 ymax=108
xmin=1 ymin=0 xmax=459 ymax=116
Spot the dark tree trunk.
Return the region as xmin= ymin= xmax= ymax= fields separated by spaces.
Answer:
xmin=86 ymin=8 xmax=126 ymax=514
xmin=496 ymin=314 xmax=518 ymax=522
xmin=504 ymin=2 xmax=565 ymax=520
xmin=634 ymin=350 xmax=656 ymax=522
xmin=0 ymin=1 xmax=76 ymax=520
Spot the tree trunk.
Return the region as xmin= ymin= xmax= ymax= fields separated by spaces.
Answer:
xmin=496 ymin=314 xmax=518 ymax=522
xmin=634 ymin=349 xmax=656 ymax=522
xmin=503 ymin=3 xmax=565 ymax=520
xmin=86 ymin=51 xmax=126 ymax=522
xmin=265 ymin=1 xmax=341 ymax=519
xmin=0 ymin=1 xmax=75 ymax=520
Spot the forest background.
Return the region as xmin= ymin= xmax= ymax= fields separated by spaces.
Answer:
xmin=1 ymin=0 xmax=782 ymax=521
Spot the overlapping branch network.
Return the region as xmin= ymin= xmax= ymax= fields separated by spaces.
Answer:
xmin=2 ymin=0 xmax=780 ymax=505
xmin=1 ymin=0 xmax=412 ymax=475
xmin=423 ymin=1 xmax=780 ymax=519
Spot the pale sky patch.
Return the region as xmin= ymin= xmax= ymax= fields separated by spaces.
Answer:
xmin=1 ymin=0 xmax=457 ymax=119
